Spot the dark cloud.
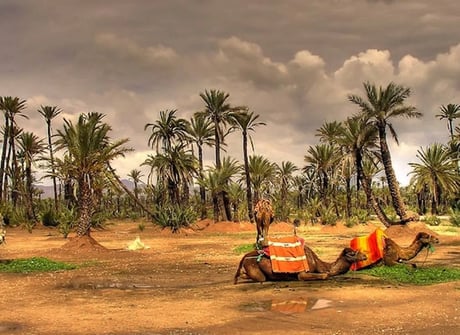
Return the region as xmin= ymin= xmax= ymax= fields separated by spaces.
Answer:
xmin=1 ymin=0 xmax=459 ymax=184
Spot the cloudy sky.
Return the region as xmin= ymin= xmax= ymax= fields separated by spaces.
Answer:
xmin=1 ymin=0 xmax=460 ymax=186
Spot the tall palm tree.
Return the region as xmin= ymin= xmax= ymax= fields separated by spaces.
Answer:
xmin=55 ymin=112 xmax=131 ymax=237
xmin=186 ymin=114 xmax=215 ymax=219
xmin=336 ymin=116 xmax=379 ymax=215
xmin=197 ymin=89 xmax=245 ymax=220
xmin=144 ymin=109 xmax=189 ymax=154
xmin=304 ymin=143 xmax=338 ymax=202
xmin=436 ymin=103 xmax=460 ymax=141
xmin=230 ymin=110 xmax=266 ymax=222
xmin=17 ymin=132 xmax=46 ymax=221
xmin=249 ymin=155 xmax=276 ymax=203
xmin=0 ymin=97 xmax=28 ymax=204
xmin=408 ymin=143 xmax=460 ymax=215
xmin=276 ymin=161 xmax=298 ymax=221
xmin=142 ymin=143 xmax=197 ymax=205
xmin=38 ymin=105 xmax=62 ymax=211
xmin=127 ymin=169 xmax=144 ymax=203
xmin=198 ymin=89 xmax=236 ymax=168
xmin=348 ymin=81 xmax=422 ymax=220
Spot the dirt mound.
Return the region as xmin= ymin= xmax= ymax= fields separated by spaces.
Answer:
xmin=61 ymin=235 xmax=108 ymax=252
xmin=384 ymin=222 xmax=438 ymax=242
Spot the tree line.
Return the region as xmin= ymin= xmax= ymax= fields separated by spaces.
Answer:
xmin=1 ymin=82 xmax=460 ymax=238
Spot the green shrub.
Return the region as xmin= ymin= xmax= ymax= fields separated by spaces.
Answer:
xmin=57 ymin=208 xmax=76 ymax=238
xmin=152 ymin=204 xmax=197 ymax=233
xmin=319 ymin=205 xmax=337 ymax=226
xmin=355 ymin=209 xmax=370 ymax=223
xmin=449 ymin=209 xmax=460 ymax=227
xmin=344 ymin=216 xmax=359 ymax=228
xmin=424 ymin=215 xmax=441 ymax=226
xmin=41 ymin=208 xmax=58 ymax=227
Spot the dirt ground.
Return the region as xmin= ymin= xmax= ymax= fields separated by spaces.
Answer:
xmin=1 ymin=219 xmax=459 ymax=335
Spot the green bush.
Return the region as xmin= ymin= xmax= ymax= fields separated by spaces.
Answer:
xmin=448 ymin=209 xmax=460 ymax=227
xmin=41 ymin=208 xmax=58 ymax=227
xmin=152 ymin=204 xmax=197 ymax=233
xmin=344 ymin=216 xmax=359 ymax=228
xmin=424 ymin=215 xmax=441 ymax=226
xmin=57 ymin=208 xmax=76 ymax=238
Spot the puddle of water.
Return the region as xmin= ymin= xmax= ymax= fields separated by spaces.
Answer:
xmin=240 ymin=297 xmax=332 ymax=314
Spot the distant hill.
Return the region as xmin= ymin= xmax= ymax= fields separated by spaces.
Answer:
xmin=36 ymin=179 xmax=135 ymax=199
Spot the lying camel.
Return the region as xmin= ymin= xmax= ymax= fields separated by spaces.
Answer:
xmin=254 ymin=199 xmax=274 ymax=247
xmin=234 ymin=246 xmax=367 ymax=284
xmin=383 ymin=232 xmax=439 ymax=267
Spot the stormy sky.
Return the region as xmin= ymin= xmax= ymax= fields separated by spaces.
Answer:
xmin=1 ymin=0 xmax=460 ymax=186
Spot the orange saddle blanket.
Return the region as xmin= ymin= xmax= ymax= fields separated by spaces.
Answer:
xmin=349 ymin=228 xmax=386 ymax=270
xmin=267 ymin=236 xmax=309 ymax=273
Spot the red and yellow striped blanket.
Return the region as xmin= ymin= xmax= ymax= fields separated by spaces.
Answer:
xmin=350 ymin=228 xmax=386 ymax=270
xmin=267 ymin=236 xmax=309 ymax=273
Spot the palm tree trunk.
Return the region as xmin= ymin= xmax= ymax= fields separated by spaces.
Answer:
xmin=378 ymin=125 xmax=407 ymax=220
xmin=198 ymin=146 xmax=207 ymax=219
xmin=46 ymin=121 xmax=59 ymax=212
xmin=242 ymin=133 xmax=254 ymax=223
xmin=0 ymin=115 xmax=9 ymax=201
xmin=76 ymin=176 xmax=92 ymax=237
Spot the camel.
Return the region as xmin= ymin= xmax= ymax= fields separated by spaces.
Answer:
xmin=383 ymin=232 xmax=439 ymax=267
xmin=254 ymin=199 xmax=274 ymax=247
xmin=234 ymin=246 xmax=367 ymax=284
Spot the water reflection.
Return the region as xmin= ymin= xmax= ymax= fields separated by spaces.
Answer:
xmin=240 ymin=298 xmax=332 ymax=314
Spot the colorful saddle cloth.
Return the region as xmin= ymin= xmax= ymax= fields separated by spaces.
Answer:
xmin=349 ymin=228 xmax=386 ymax=270
xmin=266 ymin=236 xmax=309 ymax=273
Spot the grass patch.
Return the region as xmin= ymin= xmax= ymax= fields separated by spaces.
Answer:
xmin=233 ymin=243 xmax=256 ymax=254
xmin=359 ymin=265 xmax=460 ymax=285
xmin=0 ymin=257 xmax=77 ymax=273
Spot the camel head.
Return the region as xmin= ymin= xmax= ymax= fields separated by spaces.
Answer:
xmin=416 ymin=232 xmax=440 ymax=247
xmin=342 ymin=248 xmax=367 ymax=263
xmin=254 ymin=199 xmax=274 ymax=246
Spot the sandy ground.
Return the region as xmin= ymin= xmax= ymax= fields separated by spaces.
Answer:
xmin=0 ymin=219 xmax=459 ymax=335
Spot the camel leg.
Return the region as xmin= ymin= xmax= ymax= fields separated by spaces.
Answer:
xmin=297 ymin=271 xmax=328 ymax=281
xmin=245 ymin=263 xmax=267 ymax=282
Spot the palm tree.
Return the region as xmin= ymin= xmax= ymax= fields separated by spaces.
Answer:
xmin=276 ymin=161 xmax=298 ymax=221
xmin=186 ymin=114 xmax=215 ymax=219
xmin=17 ymin=132 xmax=46 ymax=221
xmin=127 ymin=169 xmax=144 ymax=203
xmin=249 ymin=155 xmax=276 ymax=203
xmin=197 ymin=89 xmax=245 ymax=221
xmin=230 ymin=110 xmax=266 ymax=222
xmin=198 ymin=89 xmax=238 ymax=168
xmin=436 ymin=103 xmax=460 ymax=141
xmin=144 ymin=109 xmax=189 ymax=154
xmin=142 ymin=143 xmax=197 ymax=205
xmin=304 ymin=143 xmax=338 ymax=203
xmin=38 ymin=105 xmax=62 ymax=211
xmin=55 ymin=112 xmax=131 ymax=237
xmin=336 ymin=116 xmax=379 ymax=215
xmin=408 ymin=143 xmax=460 ymax=215
xmin=348 ymin=81 xmax=422 ymax=221
xmin=0 ymin=97 xmax=28 ymax=204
